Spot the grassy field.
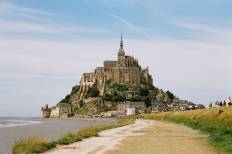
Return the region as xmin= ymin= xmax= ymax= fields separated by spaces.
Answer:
xmin=143 ymin=107 xmax=232 ymax=153
xmin=13 ymin=118 xmax=135 ymax=154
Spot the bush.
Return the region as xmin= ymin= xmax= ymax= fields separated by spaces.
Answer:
xmin=166 ymin=91 xmax=174 ymax=100
xmin=138 ymin=86 xmax=149 ymax=97
xmin=13 ymin=137 xmax=56 ymax=154
xmin=130 ymin=96 xmax=142 ymax=102
xmin=112 ymin=83 xmax=129 ymax=91
xmin=102 ymin=93 xmax=113 ymax=101
xmin=112 ymin=94 xmax=125 ymax=102
xmin=87 ymin=83 xmax=99 ymax=97
xmin=70 ymin=85 xmax=80 ymax=95
xmin=143 ymin=97 xmax=151 ymax=107
xmin=74 ymin=105 xmax=89 ymax=116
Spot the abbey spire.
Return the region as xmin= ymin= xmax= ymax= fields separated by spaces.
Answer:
xmin=120 ymin=33 xmax=123 ymax=49
xmin=118 ymin=33 xmax=125 ymax=55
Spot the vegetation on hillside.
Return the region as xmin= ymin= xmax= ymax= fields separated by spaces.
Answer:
xmin=87 ymin=82 xmax=99 ymax=98
xmin=58 ymin=85 xmax=80 ymax=104
xmin=102 ymin=81 xmax=161 ymax=104
xmin=74 ymin=104 xmax=90 ymax=116
xmin=143 ymin=107 xmax=232 ymax=153
xmin=13 ymin=118 xmax=135 ymax=154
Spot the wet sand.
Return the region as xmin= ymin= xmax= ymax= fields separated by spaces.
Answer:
xmin=0 ymin=118 xmax=113 ymax=154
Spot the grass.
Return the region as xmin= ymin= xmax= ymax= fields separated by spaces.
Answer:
xmin=13 ymin=118 xmax=135 ymax=154
xmin=13 ymin=137 xmax=56 ymax=154
xmin=142 ymin=107 xmax=232 ymax=153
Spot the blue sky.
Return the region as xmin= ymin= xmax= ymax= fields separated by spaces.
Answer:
xmin=0 ymin=0 xmax=232 ymax=116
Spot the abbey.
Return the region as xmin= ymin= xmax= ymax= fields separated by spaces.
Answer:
xmin=41 ymin=34 xmax=202 ymax=118
xmin=79 ymin=34 xmax=153 ymax=98
xmin=42 ymin=35 xmax=155 ymax=118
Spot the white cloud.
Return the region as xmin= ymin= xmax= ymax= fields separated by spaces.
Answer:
xmin=0 ymin=2 xmax=58 ymax=17
xmin=0 ymin=20 xmax=109 ymax=34
xmin=104 ymin=11 xmax=150 ymax=38
xmin=176 ymin=21 xmax=232 ymax=43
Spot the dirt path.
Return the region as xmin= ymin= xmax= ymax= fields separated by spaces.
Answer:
xmin=44 ymin=120 xmax=153 ymax=154
xmin=45 ymin=120 xmax=221 ymax=154
xmin=105 ymin=121 xmax=221 ymax=154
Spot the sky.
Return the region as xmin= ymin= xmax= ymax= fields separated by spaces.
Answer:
xmin=0 ymin=0 xmax=232 ymax=117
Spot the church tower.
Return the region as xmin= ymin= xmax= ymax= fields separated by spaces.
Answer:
xmin=118 ymin=33 xmax=126 ymax=67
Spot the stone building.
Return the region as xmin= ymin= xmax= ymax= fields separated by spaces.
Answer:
xmin=77 ymin=34 xmax=153 ymax=101
xmin=41 ymin=104 xmax=51 ymax=118
xmin=41 ymin=34 xmax=154 ymax=118
xmin=41 ymin=103 xmax=72 ymax=118
xmin=117 ymin=101 xmax=145 ymax=114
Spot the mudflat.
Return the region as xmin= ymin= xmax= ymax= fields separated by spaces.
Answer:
xmin=0 ymin=118 xmax=113 ymax=154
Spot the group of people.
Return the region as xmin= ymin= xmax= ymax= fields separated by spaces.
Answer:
xmin=214 ymin=97 xmax=232 ymax=107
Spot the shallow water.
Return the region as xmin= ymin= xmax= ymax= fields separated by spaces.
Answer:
xmin=0 ymin=117 xmax=41 ymax=128
xmin=0 ymin=117 xmax=113 ymax=154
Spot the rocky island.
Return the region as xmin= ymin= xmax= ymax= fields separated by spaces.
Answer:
xmin=41 ymin=35 xmax=204 ymax=118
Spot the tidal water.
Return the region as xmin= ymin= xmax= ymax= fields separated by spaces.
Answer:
xmin=0 ymin=117 xmax=113 ymax=154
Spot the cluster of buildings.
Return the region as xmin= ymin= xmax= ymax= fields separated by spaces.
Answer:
xmin=96 ymin=99 xmax=205 ymax=118
xmin=41 ymin=34 xmax=203 ymax=119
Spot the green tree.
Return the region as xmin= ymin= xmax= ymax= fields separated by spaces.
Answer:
xmin=130 ymin=96 xmax=142 ymax=102
xmin=102 ymin=93 xmax=113 ymax=101
xmin=166 ymin=91 xmax=174 ymax=100
xmin=112 ymin=94 xmax=125 ymax=102
xmin=139 ymin=87 xmax=149 ymax=97
xmin=87 ymin=83 xmax=99 ymax=97
xmin=79 ymin=100 xmax=84 ymax=108
xmin=70 ymin=85 xmax=80 ymax=95
xmin=112 ymin=83 xmax=128 ymax=91
xmin=143 ymin=97 xmax=152 ymax=107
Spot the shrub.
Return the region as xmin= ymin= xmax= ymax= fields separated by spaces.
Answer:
xmin=70 ymin=85 xmax=80 ymax=95
xmin=112 ymin=94 xmax=125 ymax=102
xmin=87 ymin=83 xmax=99 ymax=97
xmin=138 ymin=86 xmax=149 ymax=97
xmin=143 ymin=97 xmax=151 ymax=107
xmin=112 ymin=83 xmax=129 ymax=91
xmin=13 ymin=137 xmax=55 ymax=154
xmin=166 ymin=91 xmax=174 ymax=100
xmin=130 ymin=96 xmax=142 ymax=102
xmin=102 ymin=93 xmax=113 ymax=101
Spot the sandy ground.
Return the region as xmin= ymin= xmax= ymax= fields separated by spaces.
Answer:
xmin=44 ymin=120 xmax=153 ymax=154
xmin=45 ymin=120 xmax=222 ymax=154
